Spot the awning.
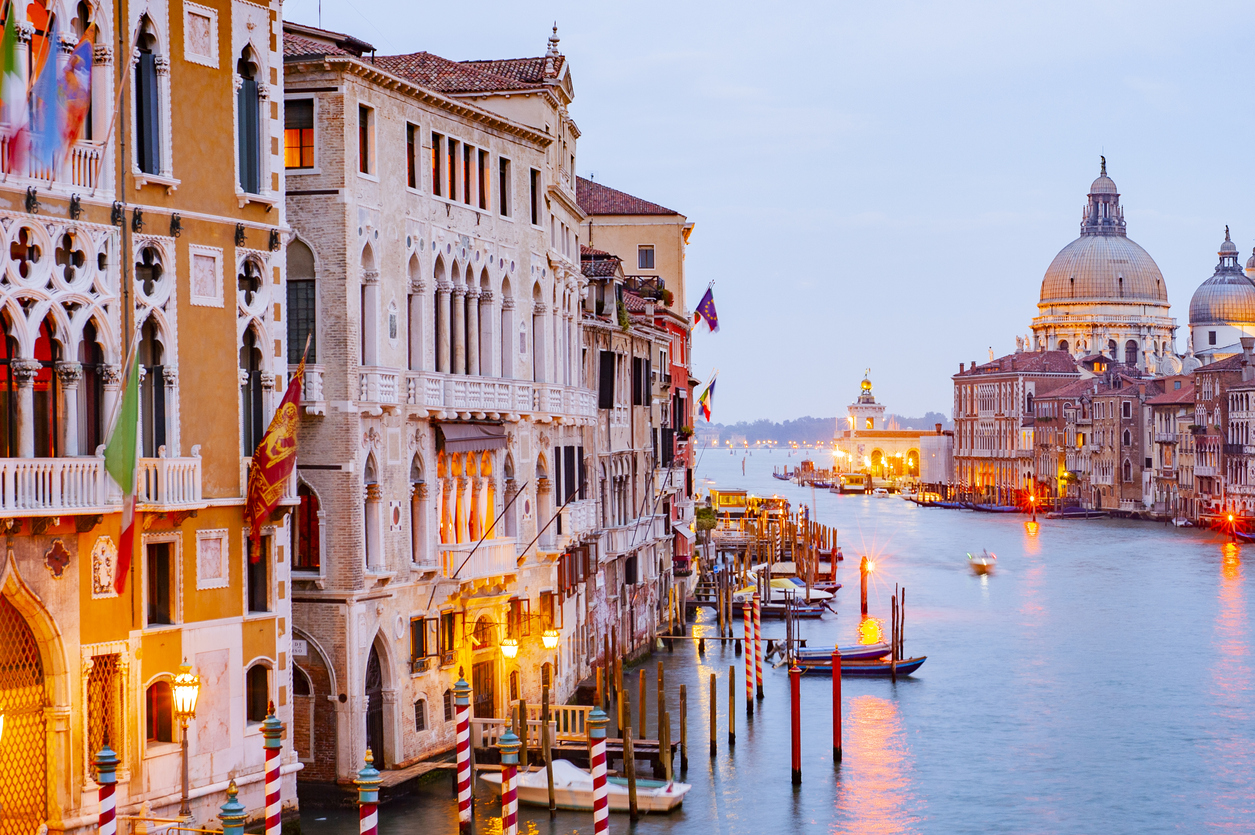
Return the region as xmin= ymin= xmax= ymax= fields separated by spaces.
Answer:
xmin=672 ymin=523 xmax=695 ymax=542
xmin=437 ymin=422 xmax=507 ymax=453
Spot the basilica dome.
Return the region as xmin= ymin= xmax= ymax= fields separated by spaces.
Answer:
xmin=1039 ymin=161 xmax=1167 ymax=305
xmin=1189 ymin=229 xmax=1255 ymax=326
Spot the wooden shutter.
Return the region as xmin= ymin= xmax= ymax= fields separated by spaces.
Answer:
xmin=632 ymin=358 xmax=643 ymax=406
xmin=563 ymin=446 xmax=576 ymax=502
xmin=577 ymin=446 xmax=586 ymax=499
xmin=238 ymin=77 xmax=260 ymax=193
xmin=136 ymin=52 xmax=160 ymax=174
xmin=598 ymin=350 xmax=615 ymax=409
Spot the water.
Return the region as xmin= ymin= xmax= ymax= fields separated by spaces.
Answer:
xmin=304 ymin=449 xmax=1255 ymax=834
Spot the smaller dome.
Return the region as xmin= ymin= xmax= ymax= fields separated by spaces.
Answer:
xmin=860 ymin=377 xmax=872 ymax=392
xmin=1246 ymin=248 xmax=1255 ymax=271
xmin=1089 ymin=175 xmax=1117 ymax=195
xmin=1221 ymin=226 xmax=1238 ymax=254
xmin=1190 ymin=236 xmax=1255 ymax=327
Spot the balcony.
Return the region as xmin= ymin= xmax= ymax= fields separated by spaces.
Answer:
xmin=1154 ymin=432 xmax=1178 ymax=444
xmin=403 ymin=371 xmax=593 ymax=423
xmin=296 ymin=365 xmax=326 ymax=416
xmin=1195 ymin=465 xmax=1217 ymax=478
xmin=0 ymin=450 xmax=203 ymax=517
xmin=359 ymin=367 xmax=402 ymax=413
xmin=557 ymin=499 xmax=599 ymax=543
xmin=0 ymin=136 xmax=105 ymax=191
xmin=440 ymin=538 xmax=519 ymax=585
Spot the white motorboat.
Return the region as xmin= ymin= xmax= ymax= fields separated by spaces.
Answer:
xmin=968 ymin=549 xmax=996 ymax=575
xmin=872 ymin=487 xmax=890 ymax=497
xmin=480 ymin=759 xmax=691 ymax=813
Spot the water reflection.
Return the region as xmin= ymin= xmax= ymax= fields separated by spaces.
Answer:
xmin=833 ymin=695 xmax=921 ymax=834
xmin=1203 ymin=543 xmax=1249 ymax=830
xmin=858 ymin=617 xmax=884 ymax=645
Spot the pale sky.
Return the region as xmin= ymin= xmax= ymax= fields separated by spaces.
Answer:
xmin=284 ymin=0 xmax=1255 ymax=423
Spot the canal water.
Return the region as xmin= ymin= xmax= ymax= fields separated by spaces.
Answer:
xmin=303 ymin=449 xmax=1255 ymax=834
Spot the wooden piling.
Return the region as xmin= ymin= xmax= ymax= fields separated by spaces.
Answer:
xmin=832 ymin=649 xmax=842 ymax=763
xmin=594 ymin=665 xmax=603 ymax=712
xmin=679 ymin=684 xmax=688 ymax=771
xmin=891 ymin=592 xmax=898 ymax=683
xmin=542 ymin=687 xmax=555 ymax=815
xmin=900 ymin=587 xmax=906 ymax=658
xmin=709 ymin=672 xmax=717 ymax=757
xmin=657 ymin=661 xmax=666 ymax=751
xmin=790 ymin=663 xmax=802 ymax=785
xmin=615 ymin=660 xmax=625 ymax=736
xmin=860 ymin=555 xmax=869 ymax=616
xmin=519 ymin=697 xmax=529 ymax=769
xmin=662 ymin=711 xmax=673 ymax=782
xmin=638 ymin=669 xmax=647 ymax=740
xmin=728 ymin=665 xmax=736 ymax=746
xmin=623 ymin=726 xmax=638 ymax=820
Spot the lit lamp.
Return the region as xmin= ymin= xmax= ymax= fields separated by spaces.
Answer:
xmin=172 ymin=664 xmax=201 ymax=817
xmin=500 ymin=637 xmax=520 ymax=659
xmin=542 ymin=629 xmax=560 ymax=650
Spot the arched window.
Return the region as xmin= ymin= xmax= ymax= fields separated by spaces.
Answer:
xmin=71 ymin=2 xmax=93 ymax=140
xmin=239 ymin=327 xmax=263 ymax=455
xmin=1125 ymin=340 xmax=1139 ymax=366
xmin=287 ymin=241 xmax=317 ymax=363
xmin=503 ymin=455 xmax=517 ymax=538
xmin=360 ymin=246 xmax=377 ymax=366
xmin=1058 ymin=340 xmax=1068 ymax=352
xmin=1123 ymin=429 xmax=1131 ymax=446
xmin=434 ymin=258 xmax=448 ymax=373
xmin=0 ymin=313 xmax=17 ymax=457
xmin=410 ymin=455 xmax=427 ymax=564
xmin=79 ymin=319 xmax=105 ymax=454
xmin=1122 ymin=459 xmax=1132 ymax=483
xmin=294 ymin=482 xmax=320 ymax=570
xmin=135 ymin=18 xmax=161 ymax=175
xmin=246 ymin=664 xmax=269 ymax=723
xmin=414 ymin=698 xmax=427 ymax=732
xmin=138 ymin=318 xmax=166 ymax=457
xmin=363 ymin=454 xmax=381 ymax=569
xmin=407 ymin=254 xmax=422 ymax=371
xmin=32 ymin=317 xmax=59 ymax=457
xmin=500 ymin=277 xmax=513 ymax=380
xmin=472 ymin=615 xmax=495 ymax=649
xmin=237 ymin=47 xmax=261 ymax=194
xmin=443 ymin=689 xmax=455 ymax=722
xmin=532 ymin=284 xmax=545 ymax=383
xmin=146 ymin=679 xmax=172 ymax=743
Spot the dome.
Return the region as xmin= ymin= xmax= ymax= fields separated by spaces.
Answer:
xmin=1040 ymin=234 xmax=1167 ymax=303
xmin=1090 ymin=174 xmax=1117 ymax=195
xmin=1246 ymin=247 xmax=1255 ymax=271
xmin=1190 ymin=232 xmax=1255 ymax=325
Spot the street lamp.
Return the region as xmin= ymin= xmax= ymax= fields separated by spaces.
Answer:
xmin=172 ymin=664 xmax=201 ymax=818
xmin=500 ymin=637 xmax=520 ymax=659
xmin=542 ymin=629 xmax=560 ymax=650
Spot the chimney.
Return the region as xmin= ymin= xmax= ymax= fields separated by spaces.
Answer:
xmin=935 ymin=423 xmax=942 ymax=435
xmin=959 ymin=363 xmax=965 ymax=373
xmin=1242 ymin=337 xmax=1255 ymax=382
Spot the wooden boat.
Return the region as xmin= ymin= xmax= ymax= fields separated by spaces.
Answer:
xmin=796 ymin=642 xmax=892 ymax=662
xmin=1045 ymin=509 xmax=1107 ymax=519
xmin=480 ymin=759 xmax=691 ymax=813
xmin=932 ymin=500 xmax=967 ymax=509
xmin=971 ymin=503 xmax=1020 ymax=513
xmin=797 ymin=656 xmax=927 ymax=677
xmin=1171 ymin=517 xmax=1193 ymax=528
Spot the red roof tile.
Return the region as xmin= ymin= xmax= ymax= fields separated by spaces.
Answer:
xmin=577 ymin=176 xmax=678 ymax=216
xmin=622 ymin=291 xmax=648 ymax=313
xmin=461 ymin=56 xmax=564 ymax=85
xmin=374 ymin=52 xmax=530 ymax=94
xmin=956 ymin=351 xmax=1080 ymax=377
xmin=284 ymin=33 xmax=354 ymax=59
xmin=1146 ymin=382 xmax=1195 ymax=405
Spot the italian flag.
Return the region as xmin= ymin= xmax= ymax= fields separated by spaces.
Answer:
xmin=104 ymin=353 xmax=140 ymax=594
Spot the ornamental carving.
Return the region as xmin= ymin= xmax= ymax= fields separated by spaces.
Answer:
xmin=363 ymin=427 xmax=382 ymax=450
xmin=91 ymin=536 xmax=117 ymax=598
xmin=55 ymin=362 xmax=82 ymax=387
xmin=44 ymin=540 xmax=69 ymax=578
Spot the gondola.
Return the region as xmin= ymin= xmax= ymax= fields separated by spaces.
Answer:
xmin=795 ymin=642 xmax=892 ymax=662
xmin=971 ymin=504 xmax=1021 ymax=513
xmin=796 ymin=655 xmax=927 ymax=677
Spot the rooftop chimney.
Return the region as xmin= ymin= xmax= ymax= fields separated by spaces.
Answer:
xmin=959 ymin=363 xmax=965 ymax=373
xmin=935 ymin=423 xmax=942 ymax=435
xmin=1242 ymin=337 xmax=1255 ymax=382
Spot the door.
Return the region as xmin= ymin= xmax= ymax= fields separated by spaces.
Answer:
xmin=365 ymin=646 xmax=384 ymax=766
xmin=472 ymin=660 xmax=495 ymax=719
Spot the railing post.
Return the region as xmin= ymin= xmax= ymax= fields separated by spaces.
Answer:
xmin=262 ymin=702 xmax=283 ymax=835
xmin=355 ymin=750 xmax=382 ymax=835
xmin=455 ymin=670 xmax=473 ymax=832
xmin=218 ymin=780 xmax=246 ymax=835
xmin=94 ymin=742 xmax=119 ymax=835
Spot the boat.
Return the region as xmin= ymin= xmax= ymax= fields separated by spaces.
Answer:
xmin=968 ymin=550 xmax=995 ymax=575
xmin=797 ymin=656 xmax=927 ymax=677
xmin=1045 ymin=508 xmax=1107 ymax=519
xmin=971 ymin=503 xmax=1020 ymax=513
xmin=932 ymin=500 xmax=967 ymax=509
xmin=796 ymin=642 xmax=892 ymax=662
xmin=480 ymin=759 xmax=691 ymax=813
xmin=1171 ymin=517 xmax=1193 ymax=528
xmin=872 ymin=487 xmax=890 ymax=497
xmin=772 ymin=471 xmax=791 ymax=481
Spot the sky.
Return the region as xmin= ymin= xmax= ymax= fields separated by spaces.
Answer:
xmin=284 ymin=0 xmax=1255 ymax=423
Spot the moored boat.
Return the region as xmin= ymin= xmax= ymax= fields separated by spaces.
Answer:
xmin=796 ymin=642 xmax=892 ymax=662
xmin=480 ymin=760 xmax=691 ymax=813
xmin=797 ymin=655 xmax=927 ymax=677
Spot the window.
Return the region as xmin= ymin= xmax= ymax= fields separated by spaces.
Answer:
xmin=146 ymin=542 xmax=174 ymax=625
xmin=406 ymin=123 xmax=417 ymax=188
xmin=137 ymin=318 xmax=165 ymax=457
xmin=237 ymin=48 xmax=261 ymax=193
xmin=88 ymin=654 xmax=123 ymax=765
xmin=638 ymin=246 xmax=655 ymax=270
xmin=1123 ymin=429 xmax=1132 ymax=446
xmin=462 ymin=143 xmax=472 ymax=205
xmin=32 ymin=317 xmax=59 ymax=457
xmin=507 ymin=597 xmax=530 ymax=639
xmin=440 ymin=611 xmax=456 ymax=654
xmin=287 ymin=241 xmax=317 ymax=363
xmin=239 ymin=328 xmax=263 ymax=455
xmin=145 ymin=680 xmax=172 ymax=743
xmin=1122 ymin=401 xmax=1132 ymax=419
xmin=1125 ymin=340 xmax=1138 ymax=366
xmin=447 ymin=138 xmax=458 ymax=200
xmin=285 ymin=99 xmax=314 ymax=169
xmin=431 ymin=133 xmax=443 ymax=196
xmin=443 ymin=689 xmax=455 ymax=722
xmin=598 ymin=350 xmax=615 ymax=410
xmin=79 ymin=320 xmax=105 ymax=454
xmin=294 ymin=483 xmax=320 ymax=570
xmin=358 ymin=105 xmax=373 ymax=174
xmin=136 ymin=22 xmax=161 ymax=175
xmin=1122 ymin=459 xmax=1132 ymax=483
xmin=530 ymin=169 xmax=540 ymax=225
xmin=1210 ymin=330 xmax=1217 ymax=346
xmin=246 ymin=665 xmax=269 ymax=723
xmin=246 ymin=535 xmax=270 ymax=613
xmin=625 ymin=554 xmax=639 ymax=585
xmin=499 ymin=157 xmax=510 ymax=216
xmin=414 ymin=699 xmax=427 ymax=732
xmin=478 ymin=149 xmax=488 ymax=209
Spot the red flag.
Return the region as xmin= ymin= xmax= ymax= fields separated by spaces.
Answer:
xmin=245 ymin=357 xmax=305 ymax=551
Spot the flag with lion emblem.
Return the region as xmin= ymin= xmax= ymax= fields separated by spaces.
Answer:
xmin=245 ymin=338 xmax=309 ymax=551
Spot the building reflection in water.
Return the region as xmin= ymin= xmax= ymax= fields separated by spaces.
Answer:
xmin=832 ymin=695 xmax=921 ymax=834
xmin=1203 ymin=543 xmax=1250 ymax=829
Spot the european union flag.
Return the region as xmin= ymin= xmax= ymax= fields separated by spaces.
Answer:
xmin=695 ymin=286 xmax=719 ymax=333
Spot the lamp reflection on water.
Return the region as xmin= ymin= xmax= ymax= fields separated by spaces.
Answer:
xmin=858 ymin=616 xmax=884 ymax=645
xmin=834 ymin=695 xmax=921 ymax=834
xmin=1203 ymin=542 xmax=1249 ymax=829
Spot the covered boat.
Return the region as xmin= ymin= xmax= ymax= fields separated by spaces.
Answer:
xmin=480 ymin=759 xmax=690 ymax=813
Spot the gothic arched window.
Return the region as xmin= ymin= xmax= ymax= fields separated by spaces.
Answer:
xmin=287 ymin=241 xmax=317 ymax=363
xmin=136 ymin=18 xmax=161 ymax=175
xmin=294 ymin=482 xmax=320 ymax=571
xmin=1125 ymin=340 xmax=1138 ymax=366
xmin=139 ymin=319 xmax=166 ymax=457
xmin=32 ymin=317 xmax=59 ymax=457
xmin=237 ymin=47 xmax=261 ymax=194
xmin=239 ymin=327 xmax=263 ymax=455
xmin=79 ymin=319 xmax=105 ymax=454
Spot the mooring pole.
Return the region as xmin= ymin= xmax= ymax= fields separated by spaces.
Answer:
xmin=728 ymin=665 xmax=736 ymax=746
xmin=790 ymin=663 xmax=802 ymax=785
xmin=623 ymin=725 xmax=639 ymax=820
xmin=355 ymin=750 xmax=382 ymax=835
xmin=753 ymin=592 xmax=764 ymax=699
xmin=639 ymin=668 xmax=647 ymax=741
xmin=744 ymin=595 xmax=755 ymax=715
xmin=454 ymin=672 xmax=472 ymax=832
xmin=859 ymin=555 xmax=869 ymax=616
xmin=679 ymin=683 xmax=689 ymax=771
xmin=589 ymin=708 xmax=610 ymax=835
xmin=542 ymin=686 xmax=556 ymax=817
xmin=709 ymin=672 xmax=718 ymax=757
xmin=832 ymin=648 xmax=843 ymax=762
xmin=497 ymin=730 xmax=521 ymax=835
xmin=95 ymin=742 xmax=119 ymax=835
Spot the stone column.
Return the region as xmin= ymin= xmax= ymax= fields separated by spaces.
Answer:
xmin=56 ymin=362 xmax=82 ymax=457
xmin=466 ymin=291 xmax=480 ymax=377
xmin=500 ymin=297 xmax=515 ymax=380
xmin=13 ymin=359 xmax=39 ymax=457
xmin=456 ymin=476 xmax=470 ymax=543
xmin=437 ymin=287 xmax=452 ymax=373
xmin=479 ymin=290 xmax=495 ymax=377
xmin=410 ymin=281 xmax=426 ymax=371
xmin=100 ymin=365 xmax=121 ymax=456
xmin=452 ymin=287 xmax=467 ymax=375
xmin=532 ymin=302 xmax=547 ymax=384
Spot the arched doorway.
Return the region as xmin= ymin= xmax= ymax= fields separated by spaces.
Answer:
xmin=0 ymin=596 xmax=47 ymax=835
xmin=365 ymin=645 xmax=384 ymax=766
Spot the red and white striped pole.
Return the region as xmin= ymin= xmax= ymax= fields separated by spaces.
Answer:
xmin=262 ymin=702 xmax=283 ymax=835
xmin=497 ymin=729 xmax=521 ymax=835
xmin=354 ymin=750 xmax=382 ymax=835
xmin=94 ymin=741 xmax=119 ymax=835
xmin=753 ymin=592 xmax=764 ymax=699
xmin=588 ymin=707 xmax=610 ymax=835
xmin=743 ymin=594 xmax=754 ymax=715
xmin=454 ymin=670 xmax=473 ymax=833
